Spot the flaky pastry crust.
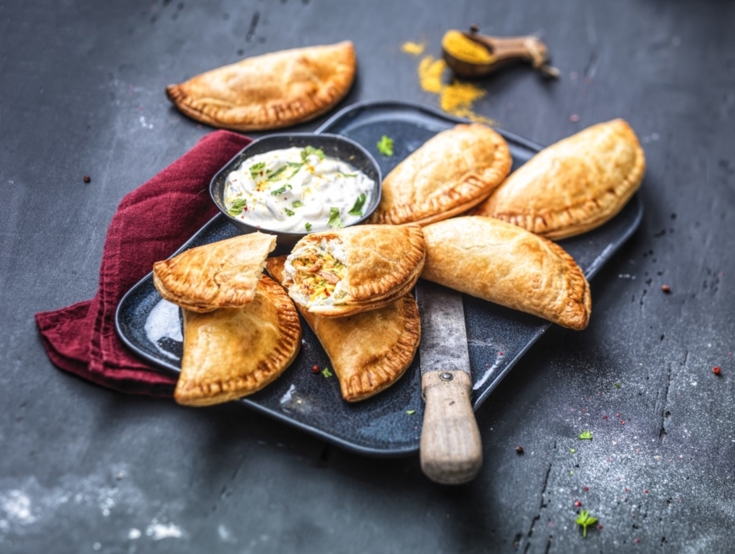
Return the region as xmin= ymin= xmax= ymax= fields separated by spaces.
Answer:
xmin=421 ymin=216 xmax=591 ymax=330
xmin=166 ymin=42 xmax=356 ymax=131
xmin=267 ymin=257 xmax=419 ymax=402
xmin=367 ymin=124 xmax=512 ymax=226
xmin=152 ymin=232 xmax=276 ymax=313
xmin=285 ymin=224 xmax=425 ymax=317
xmin=174 ymin=276 xmax=301 ymax=406
xmin=472 ymin=119 xmax=645 ymax=240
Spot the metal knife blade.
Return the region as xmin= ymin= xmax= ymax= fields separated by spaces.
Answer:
xmin=416 ymin=280 xmax=482 ymax=484
xmin=418 ymin=282 xmax=471 ymax=375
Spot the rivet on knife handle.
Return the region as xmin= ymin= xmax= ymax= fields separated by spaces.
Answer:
xmin=420 ymin=370 xmax=482 ymax=484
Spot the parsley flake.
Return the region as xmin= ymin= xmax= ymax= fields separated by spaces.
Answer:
xmin=348 ymin=193 xmax=367 ymax=216
xmin=328 ymin=207 xmax=344 ymax=229
xmin=575 ymin=510 xmax=598 ymax=538
xmin=249 ymin=162 xmax=266 ymax=180
xmin=569 ymin=448 xmax=577 ymax=454
xmin=376 ymin=135 xmax=394 ymax=156
xmin=270 ymin=184 xmax=292 ymax=196
xmin=578 ymin=431 xmax=593 ymax=440
xmin=284 ymin=208 xmax=295 ymax=216
xmin=266 ymin=165 xmax=288 ymax=181
xmin=227 ymin=198 xmax=247 ymax=216
xmin=302 ymin=145 xmax=326 ymax=162
xmin=292 ymin=200 xmax=304 ymax=208
xmin=305 ymin=222 xmax=312 ymax=232
xmin=406 ymin=409 xmax=416 ymax=415
xmin=614 ymin=381 xmax=621 ymax=389
xmin=321 ymin=367 xmax=333 ymax=378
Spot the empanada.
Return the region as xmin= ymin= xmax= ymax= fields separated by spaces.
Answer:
xmin=174 ymin=276 xmax=301 ymax=407
xmin=166 ymin=42 xmax=356 ymax=131
xmin=421 ymin=216 xmax=591 ymax=330
xmin=153 ymin=232 xmax=276 ymax=313
xmin=472 ymin=119 xmax=645 ymax=240
xmin=283 ymin=224 xmax=425 ymax=317
xmin=367 ymin=124 xmax=512 ymax=226
xmin=267 ymin=257 xmax=419 ymax=402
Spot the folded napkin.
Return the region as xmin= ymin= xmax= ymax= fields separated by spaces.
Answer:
xmin=35 ymin=130 xmax=252 ymax=396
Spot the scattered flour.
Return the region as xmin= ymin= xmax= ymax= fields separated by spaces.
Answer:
xmin=146 ymin=519 xmax=184 ymax=540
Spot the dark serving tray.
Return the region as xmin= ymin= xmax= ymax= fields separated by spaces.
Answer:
xmin=116 ymin=101 xmax=643 ymax=457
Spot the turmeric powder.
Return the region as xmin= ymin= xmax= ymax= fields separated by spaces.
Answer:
xmin=441 ymin=30 xmax=494 ymax=64
xmin=414 ymin=52 xmax=494 ymax=125
xmin=401 ymin=41 xmax=425 ymax=56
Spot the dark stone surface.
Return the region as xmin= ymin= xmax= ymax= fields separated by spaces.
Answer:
xmin=1 ymin=0 xmax=733 ymax=552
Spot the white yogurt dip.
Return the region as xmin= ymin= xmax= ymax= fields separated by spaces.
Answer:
xmin=224 ymin=146 xmax=375 ymax=233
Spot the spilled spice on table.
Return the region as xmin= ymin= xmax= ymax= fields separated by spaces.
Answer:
xmin=408 ymin=43 xmax=494 ymax=124
xmin=401 ymin=41 xmax=425 ymax=55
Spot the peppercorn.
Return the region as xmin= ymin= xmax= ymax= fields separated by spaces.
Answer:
xmin=661 ymin=284 xmax=671 ymax=293
xmin=83 ymin=175 xmax=91 ymax=183
xmin=515 ymin=446 xmax=524 ymax=454
xmin=713 ymin=366 xmax=722 ymax=376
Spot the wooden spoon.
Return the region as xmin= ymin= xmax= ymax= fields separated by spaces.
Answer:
xmin=442 ymin=26 xmax=560 ymax=78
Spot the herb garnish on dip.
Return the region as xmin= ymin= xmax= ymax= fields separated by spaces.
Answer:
xmin=224 ymin=146 xmax=374 ymax=233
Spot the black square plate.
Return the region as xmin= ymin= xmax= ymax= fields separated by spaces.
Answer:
xmin=115 ymin=101 xmax=643 ymax=457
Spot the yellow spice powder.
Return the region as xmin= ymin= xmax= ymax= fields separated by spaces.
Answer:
xmin=415 ymin=53 xmax=494 ymax=125
xmin=418 ymin=56 xmax=446 ymax=93
xmin=401 ymin=41 xmax=425 ymax=55
xmin=441 ymin=30 xmax=495 ymax=64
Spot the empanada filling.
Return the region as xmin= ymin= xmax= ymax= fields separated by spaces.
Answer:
xmin=285 ymin=238 xmax=348 ymax=307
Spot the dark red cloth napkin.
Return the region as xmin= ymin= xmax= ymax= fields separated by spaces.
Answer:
xmin=35 ymin=130 xmax=252 ymax=397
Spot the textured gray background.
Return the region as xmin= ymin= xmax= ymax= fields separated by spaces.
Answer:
xmin=1 ymin=0 xmax=733 ymax=552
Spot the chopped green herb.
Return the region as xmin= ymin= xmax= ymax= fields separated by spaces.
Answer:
xmin=341 ymin=172 xmax=357 ymax=178
xmin=406 ymin=410 xmax=416 ymax=415
xmin=348 ymin=193 xmax=367 ymax=216
xmin=284 ymin=208 xmax=295 ymax=216
xmin=614 ymin=381 xmax=621 ymax=389
xmin=292 ymin=200 xmax=304 ymax=208
xmin=287 ymin=162 xmax=305 ymax=178
xmin=569 ymin=448 xmax=577 ymax=454
xmin=377 ymin=135 xmax=394 ymax=156
xmin=266 ymin=165 xmax=288 ymax=181
xmin=227 ymin=198 xmax=247 ymax=216
xmin=578 ymin=431 xmax=593 ymax=440
xmin=305 ymin=222 xmax=312 ymax=232
xmin=575 ymin=510 xmax=598 ymax=538
xmin=302 ymin=145 xmax=326 ymax=162
xmin=321 ymin=367 xmax=333 ymax=378
xmin=328 ymin=207 xmax=344 ymax=229
xmin=249 ymin=162 xmax=266 ymax=180
xmin=270 ymin=184 xmax=292 ymax=196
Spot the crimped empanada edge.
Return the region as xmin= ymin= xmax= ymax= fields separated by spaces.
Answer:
xmin=340 ymin=295 xmax=421 ymax=402
xmin=173 ymin=277 xmax=302 ymax=406
xmin=478 ymin=119 xmax=646 ymax=239
xmin=369 ymin=125 xmax=512 ymax=225
xmin=165 ymin=43 xmax=356 ymax=131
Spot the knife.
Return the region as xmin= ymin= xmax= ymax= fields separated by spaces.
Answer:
xmin=417 ymin=281 xmax=482 ymax=484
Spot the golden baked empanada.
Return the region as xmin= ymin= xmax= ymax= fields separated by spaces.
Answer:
xmin=283 ymin=224 xmax=425 ymax=317
xmin=166 ymin=42 xmax=356 ymax=131
xmin=367 ymin=124 xmax=511 ymax=226
xmin=153 ymin=232 xmax=276 ymax=313
xmin=174 ymin=276 xmax=301 ymax=406
xmin=421 ymin=216 xmax=591 ymax=330
xmin=267 ymin=257 xmax=419 ymax=402
xmin=472 ymin=119 xmax=645 ymax=240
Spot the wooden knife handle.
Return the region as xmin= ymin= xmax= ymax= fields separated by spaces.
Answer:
xmin=420 ymin=371 xmax=482 ymax=484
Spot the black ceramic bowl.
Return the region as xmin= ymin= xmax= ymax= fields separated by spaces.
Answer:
xmin=210 ymin=133 xmax=382 ymax=253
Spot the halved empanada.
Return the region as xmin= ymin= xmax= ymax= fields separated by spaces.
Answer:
xmin=283 ymin=224 xmax=425 ymax=317
xmin=421 ymin=216 xmax=591 ymax=330
xmin=174 ymin=276 xmax=301 ymax=407
xmin=267 ymin=257 xmax=419 ymax=402
xmin=472 ymin=119 xmax=645 ymax=240
xmin=153 ymin=232 xmax=276 ymax=313
xmin=367 ymin=124 xmax=511 ymax=226
xmin=166 ymin=42 xmax=356 ymax=131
